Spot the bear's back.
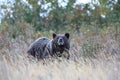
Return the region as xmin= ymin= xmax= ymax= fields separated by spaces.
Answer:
xmin=27 ymin=37 xmax=51 ymax=58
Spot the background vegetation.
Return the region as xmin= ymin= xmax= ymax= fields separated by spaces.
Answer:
xmin=0 ymin=0 xmax=120 ymax=80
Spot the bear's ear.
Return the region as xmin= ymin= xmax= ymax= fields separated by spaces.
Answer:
xmin=53 ymin=33 xmax=57 ymax=39
xmin=65 ymin=33 xmax=69 ymax=39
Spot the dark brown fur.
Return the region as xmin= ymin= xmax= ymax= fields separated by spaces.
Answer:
xmin=27 ymin=33 xmax=70 ymax=60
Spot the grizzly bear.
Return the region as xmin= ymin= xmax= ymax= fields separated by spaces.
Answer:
xmin=27 ymin=33 xmax=70 ymax=60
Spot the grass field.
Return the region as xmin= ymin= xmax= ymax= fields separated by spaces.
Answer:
xmin=0 ymin=27 xmax=120 ymax=80
xmin=0 ymin=54 xmax=120 ymax=80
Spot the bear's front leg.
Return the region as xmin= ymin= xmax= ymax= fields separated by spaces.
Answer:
xmin=64 ymin=49 xmax=70 ymax=59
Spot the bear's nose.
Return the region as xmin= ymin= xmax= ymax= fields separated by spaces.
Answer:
xmin=59 ymin=38 xmax=63 ymax=42
xmin=58 ymin=38 xmax=64 ymax=45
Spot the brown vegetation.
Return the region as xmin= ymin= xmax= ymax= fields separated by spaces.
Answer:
xmin=0 ymin=26 xmax=120 ymax=80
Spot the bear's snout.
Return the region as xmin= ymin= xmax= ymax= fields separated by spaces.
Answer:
xmin=58 ymin=38 xmax=64 ymax=45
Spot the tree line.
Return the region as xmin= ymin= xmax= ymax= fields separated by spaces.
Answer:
xmin=0 ymin=0 xmax=120 ymax=36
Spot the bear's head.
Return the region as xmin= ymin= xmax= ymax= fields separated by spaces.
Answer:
xmin=52 ymin=33 xmax=70 ymax=55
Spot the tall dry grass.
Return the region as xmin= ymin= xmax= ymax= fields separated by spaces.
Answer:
xmin=0 ymin=27 xmax=120 ymax=80
xmin=0 ymin=54 xmax=120 ymax=80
